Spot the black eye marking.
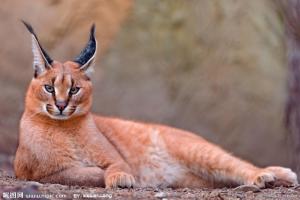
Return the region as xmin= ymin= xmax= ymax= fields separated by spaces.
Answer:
xmin=70 ymin=87 xmax=80 ymax=95
xmin=44 ymin=85 xmax=55 ymax=93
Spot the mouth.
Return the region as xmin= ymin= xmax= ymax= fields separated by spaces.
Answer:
xmin=45 ymin=104 xmax=76 ymax=120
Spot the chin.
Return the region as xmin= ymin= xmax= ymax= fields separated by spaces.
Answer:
xmin=48 ymin=114 xmax=71 ymax=120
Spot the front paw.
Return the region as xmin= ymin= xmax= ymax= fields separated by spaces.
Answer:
xmin=105 ymin=172 xmax=135 ymax=188
xmin=250 ymin=167 xmax=298 ymax=188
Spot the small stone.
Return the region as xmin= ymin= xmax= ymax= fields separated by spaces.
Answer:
xmin=234 ymin=185 xmax=261 ymax=193
xmin=26 ymin=181 xmax=43 ymax=187
xmin=210 ymin=190 xmax=220 ymax=197
xmin=292 ymin=184 xmax=300 ymax=190
xmin=155 ymin=192 xmax=167 ymax=198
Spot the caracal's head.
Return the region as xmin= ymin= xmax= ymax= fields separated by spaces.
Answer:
xmin=23 ymin=21 xmax=97 ymax=120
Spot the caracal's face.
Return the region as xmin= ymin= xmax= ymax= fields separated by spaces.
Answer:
xmin=28 ymin=61 xmax=93 ymax=120
xmin=22 ymin=21 xmax=97 ymax=120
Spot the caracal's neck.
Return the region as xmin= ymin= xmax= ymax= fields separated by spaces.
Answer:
xmin=22 ymin=109 xmax=94 ymax=129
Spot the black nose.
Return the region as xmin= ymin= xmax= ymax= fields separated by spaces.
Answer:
xmin=55 ymin=101 xmax=67 ymax=112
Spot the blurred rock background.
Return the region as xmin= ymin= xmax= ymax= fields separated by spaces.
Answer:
xmin=0 ymin=0 xmax=292 ymax=173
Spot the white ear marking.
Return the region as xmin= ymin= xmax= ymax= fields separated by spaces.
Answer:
xmin=31 ymin=35 xmax=49 ymax=76
xmin=22 ymin=21 xmax=53 ymax=77
xmin=80 ymin=43 xmax=97 ymax=78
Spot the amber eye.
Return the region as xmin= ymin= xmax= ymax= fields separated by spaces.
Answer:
xmin=70 ymin=87 xmax=80 ymax=95
xmin=44 ymin=85 xmax=54 ymax=93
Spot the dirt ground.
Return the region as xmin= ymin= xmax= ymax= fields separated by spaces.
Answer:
xmin=0 ymin=169 xmax=300 ymax=200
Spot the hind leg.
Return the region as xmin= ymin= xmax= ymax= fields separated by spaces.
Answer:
xmin=39 ymin=166 xmax=104 ymax=187
xmin=162 ymin=129 xmax=298 ymax=188
xmin=251 ymin=166 xmax=298 ymax=188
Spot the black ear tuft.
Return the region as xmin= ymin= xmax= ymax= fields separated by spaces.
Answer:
xmin=74 ymin=24 xmax=97 ymax=67
xmin=90 ymin=23 xmax=96 ymax=40
xmin=22 ymin=20 xmax=35 ymax=35
xmin=21 ymin=20 xmax=53 ymax=65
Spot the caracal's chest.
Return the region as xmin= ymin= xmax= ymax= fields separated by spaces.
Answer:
xmin=135 ymin=130 xmax=187 ymax=187
xmin=21 ymin=121 xmax=95 ymax=167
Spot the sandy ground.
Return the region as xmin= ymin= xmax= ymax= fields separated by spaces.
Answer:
xmin=1 ymin=169 xmax=300 ymax=200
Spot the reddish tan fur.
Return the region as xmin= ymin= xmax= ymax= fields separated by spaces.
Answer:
xmin=14 ymin=60 xmax=298 ymax=188
xmin=15 ymin=27 xmax=298 ymax=188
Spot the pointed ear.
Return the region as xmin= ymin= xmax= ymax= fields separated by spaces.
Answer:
xmin=74 ymin=24 xmax=97 ymax=78
xmin=22 ymin=21 xmax=53 ymax=78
